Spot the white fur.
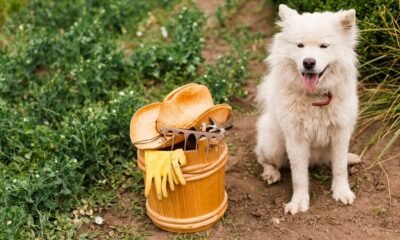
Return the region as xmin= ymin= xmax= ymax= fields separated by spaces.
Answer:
xmin=256 ymin=4 xmax=359 ymax=215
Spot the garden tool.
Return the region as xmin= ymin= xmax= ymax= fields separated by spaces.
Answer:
xmin=130 ymin=83 xmax=232 ymax=150
xmin=144 ymin=148 xmax=187 ymax=200
xmin=159 ymin=123 xmax=227 ymax=159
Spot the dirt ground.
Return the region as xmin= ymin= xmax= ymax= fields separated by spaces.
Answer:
xmin=89 ymin=0 xmax=400 ymax=239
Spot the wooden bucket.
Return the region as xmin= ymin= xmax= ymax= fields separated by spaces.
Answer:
xmin=137 ymin=139 xmax=228 ymax=233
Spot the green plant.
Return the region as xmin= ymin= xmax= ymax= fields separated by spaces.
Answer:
xmin=356 ymin=5 xmax=400 ymax=161
xmin=221 ymin=215 xmax=235 ymax=225
xmin=0 ymin=0 xmax=252 ymax=238
xmin=371 ymin=205 xmax=387 ymax=216
xmin=0 ymin=0 xmax=26 ymax=27
xmin=221 ymin=214 xmax=240 ymax=239
xmin=0 ymin=0 xmax=182 ymax=238
xmin=311 ymin=169 xmax=331 ymax=183
xmin=173 ymin=232 xmax=210 ymax=240
xmin=0 ymin=93 xmax=143 ymax=239
xmin=131 ymin=6 xmax=205 ymax=93
xmin=215 ymin=0 xmax=246 ymax=27
xmin=200 ymin=54 xmax=248 ymax=103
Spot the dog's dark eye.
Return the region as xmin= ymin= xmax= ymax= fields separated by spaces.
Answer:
xmin=297 ymin=43 xmax=304 ymax=48
xmin=320 ymin=43 xmax=329 ymax=49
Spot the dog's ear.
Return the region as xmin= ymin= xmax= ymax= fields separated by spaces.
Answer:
xmin=339 ymin=9 xmax=356 ymax=31
xmin=278 ymin=4 xmax=298 ymax=20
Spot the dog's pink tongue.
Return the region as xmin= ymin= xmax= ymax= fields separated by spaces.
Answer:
xmin=303 ymin=73 xmax=319 ymax=91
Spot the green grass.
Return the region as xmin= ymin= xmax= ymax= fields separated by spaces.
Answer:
xmin=357 ymin=5 xmax=400 ymax=161
xmin=0 ymin=0 xmax=26 ymax=27
xmin=371 ymin=205 xmax=387 ymax=216
xmin=172 ymin=232 xmax=211 ymax=240
xmin=0 ymin=0 xmax=254 ymax=238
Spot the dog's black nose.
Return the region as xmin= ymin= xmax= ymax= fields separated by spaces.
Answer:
xmin=303 ymin=58 xmax=316 ymax=70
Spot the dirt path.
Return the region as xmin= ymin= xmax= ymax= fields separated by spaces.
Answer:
xmin=86 ymin=1 xmax=400 ymax=239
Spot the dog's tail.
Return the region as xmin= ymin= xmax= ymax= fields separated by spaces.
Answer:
xmin=348 ymin=153 xmax=361 ymax=165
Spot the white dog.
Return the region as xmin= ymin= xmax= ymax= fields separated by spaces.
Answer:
xmin=256 ymin=4 xmax=361 ymax=215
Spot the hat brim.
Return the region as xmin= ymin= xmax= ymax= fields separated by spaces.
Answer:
xmin=130 ymin=102 xmax=185 ymax=150
xmin=130 ymin=102 xmax=163 ymax=149
xmin=185 ymin=103 xmax=232 ymax=130
xmin=130 ymin=103 xmax=232 ymax=150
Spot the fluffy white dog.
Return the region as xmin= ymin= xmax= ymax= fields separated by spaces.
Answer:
xmin=256 ymin=4 xmax=361 ymax=215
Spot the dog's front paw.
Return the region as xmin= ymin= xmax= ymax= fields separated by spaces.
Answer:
xmin=332 ymin=185 xmax=355 ymax=205
xmin=261 ymin=167 xmax=281 ymax=185
xmin=284 ymin=193 xmax=309 ymax=215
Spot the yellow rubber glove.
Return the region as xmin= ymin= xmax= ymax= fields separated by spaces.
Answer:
xmin=144 ymin=149 xmax=187 ymax=200
xmin=171 ymin=149 xmax=186 ymax=185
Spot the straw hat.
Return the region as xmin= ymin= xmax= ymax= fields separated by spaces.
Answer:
xmin=130 ymin=83 xmax=232 ymax=149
